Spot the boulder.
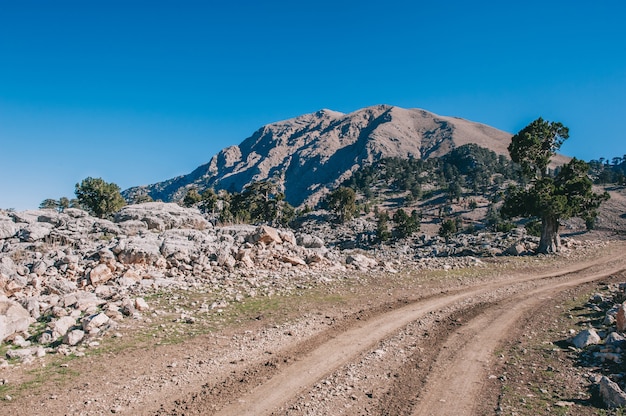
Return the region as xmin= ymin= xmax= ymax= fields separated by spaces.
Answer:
xmin=505 ymin=243 xmax=526 ymax=256
xmin=52 ymin=316 xmax=77 ymax=339
xmin=6 ymin=347 xmax=35 ymax=361
xmin=135 ymin=297 xmax=149 ymax=312
xmin=82 ymin=312 xmax=110 ymax=332
xmin=346 ymin=253 xmax=379 ymax=270
xmin=281 ymin=256 xmax=307 ymax=266
xmin=297 ymin=234 xmax=325 ymax=248
xmin=117 ymin=219 xmax=148 ymax=235
xmin=89 ymin=264 xmax=114 ymax=286
xmin=0 ymin=221 xmax=19 ymax=239
xmin=114 ymin=202 xmax=208 ymax=231
xmin=17 ymin=223 xmax=54 ymax=242
xmin=569 ymin=328 xmax=601 ymax=348
xmin=114 ymin=235 xmax=164 ymax=265
xmin=46 ymin=277 xmax=78 ymax=295
xmin=0 ymin=297 xmax=35 ymax=343
xmin=64 ymin=329 xmax=85 ymax=346
xmin=279 ymin=230 xmax=297 ymax=245
xmin=599 ymin=376 xmax=626 ymax=408
xmin=250 ymin=225 xmax=282 ymax=245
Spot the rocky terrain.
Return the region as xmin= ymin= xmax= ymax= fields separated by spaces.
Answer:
xmin=0 ymin=187 xmax=625 ymax=415
xmin=0 ymin=199 xmax=549 ymax=358
xmin=124 ymin=105 xmax=569 ymax=208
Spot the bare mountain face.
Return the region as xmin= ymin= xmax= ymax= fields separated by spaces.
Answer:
xmin=124 ymin=105 xmax=516 ymax=207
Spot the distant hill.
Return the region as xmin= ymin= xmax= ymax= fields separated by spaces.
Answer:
xmin=123 ymin=105 xmax=567 ymax=208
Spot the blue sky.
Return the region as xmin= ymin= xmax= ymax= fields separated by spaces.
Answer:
xmin=1 ymin=1 xmax=625 ymax=210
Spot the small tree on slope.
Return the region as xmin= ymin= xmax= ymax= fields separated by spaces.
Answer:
xmin=501 ymin=118 xmax=609 ymax=253
xmin=75 ymin=177 xmax=126 ymax=219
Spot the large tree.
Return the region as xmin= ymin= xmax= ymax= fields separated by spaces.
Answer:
xmin=75 ymin=177 xmax=126 ymax=218
xmin=502 ymin=118 xmax=609 ymax=253
xmin=325 ymin=187 xmax=357 ymax=223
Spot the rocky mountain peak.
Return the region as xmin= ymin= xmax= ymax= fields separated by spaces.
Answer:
xmin=123 ymin=105 xmax=514 ymax=207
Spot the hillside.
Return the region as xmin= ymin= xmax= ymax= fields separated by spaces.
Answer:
xmin=124 ymin=105 xmax=533 ymax=208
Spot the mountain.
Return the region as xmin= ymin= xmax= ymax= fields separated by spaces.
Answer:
xmin=123 ymin=105 xmax=539 ymax=207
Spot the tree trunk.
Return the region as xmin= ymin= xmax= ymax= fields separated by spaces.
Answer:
xmin=538 ymin=216 xmax=560 ymax=253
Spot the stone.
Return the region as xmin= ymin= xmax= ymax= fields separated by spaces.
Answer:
xmin=605 ymin=332 xmax=626 ymax=345
xmin=346 ymin=253 xmax=379 ymax=270
xmin=114 ymin=202 xmax=208 ymax=231
xmin=135 ymin=297 xmax=149 ymax=312
xmin=64 ymin=329 xmax=85 ymax=346
xmin=569 ymin=328 xmax=601 ymax=348
xmin=74 ymin=292 xmax=104 ymax=311
xmin=52 ymin=316 xmax=77 ymax=339
xmin=0 ymin=221 xmax=19 ymax=239
xmin=297 ymin=234 xmax=325 ymax=248
xmin=46 ymin=277 xmax=78 ymax=295
xmin=82 ymin=312 xmax=110 ymax=332
xmin=115 ymin=235 xmax=164 ymax=265
xmin=279 ymin=230 xmax=297 ymax=245
xmin=505 ymin=243 xmax=526 ymax=256
xmin=250 ymin=225 xmax=282 ymax=245
xmin=599 ymin=376 xmax=626 ymax=408
xmin=22 ymin=297 xmax=41 ymax=320
xmin=89 ymin=264 xmax=114 ymax=286
xmin=117 ymin=219 xmax=149 ymax=235
xmin=281 ymin=256 xmax=307 ymax=266
xmin=6 ymin=347 xmax=35 ymax=361
xmin=17 ymin=223 xmax=53 ymax=242
xmin=0 ymin=296 xmax=35 ymax=343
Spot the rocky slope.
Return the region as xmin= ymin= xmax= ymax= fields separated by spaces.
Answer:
xmin=124 ymin=105 xmax=518 ymax=207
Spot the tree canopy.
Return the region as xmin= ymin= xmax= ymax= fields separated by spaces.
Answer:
xmin=502 ymin=118 xmax=608 ymax=253
xmin=75 ymin=177 xmax=126 ymax=218
xmin=324 ymin=187 xmax=357 ymax=223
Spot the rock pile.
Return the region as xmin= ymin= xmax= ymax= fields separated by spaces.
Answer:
xmin=567 ymin=283 xmax=626 ymax=409
xmin=0 ymin=203 xmax=349 ymax=363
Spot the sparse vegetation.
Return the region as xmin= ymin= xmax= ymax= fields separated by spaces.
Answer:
xmin=74 ymin=177 xmax=126 ymax=219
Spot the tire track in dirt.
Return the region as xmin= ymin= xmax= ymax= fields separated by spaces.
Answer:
xmin=165 ymin=252 xmax=625 ymax=416
xmin=409 ymin=263 xmax=626 ymax=416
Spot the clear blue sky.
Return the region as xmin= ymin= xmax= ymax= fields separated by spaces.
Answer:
xmin=1 ymin=1 xmax=625 ymax=210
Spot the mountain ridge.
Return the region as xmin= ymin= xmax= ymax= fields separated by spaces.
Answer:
xmin=123 ymin=105 xmax=558 ymax=207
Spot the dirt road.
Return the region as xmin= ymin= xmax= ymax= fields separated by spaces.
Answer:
xmin=163 ymin=245 xmax=626 ymax=415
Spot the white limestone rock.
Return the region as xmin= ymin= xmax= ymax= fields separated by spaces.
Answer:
xmin=0 ymin=296 xmax=35 ymax=343
xmin=82 ymin=312 xmax=110 ymax=332
xmin=569 ymin=328 xmax=602 ymax=349
xmin=64 ymin=329 xmax=85 ymax=346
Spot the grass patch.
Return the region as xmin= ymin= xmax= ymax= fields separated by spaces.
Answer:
xmin=0 ymin=354 xmax=80 ymax=400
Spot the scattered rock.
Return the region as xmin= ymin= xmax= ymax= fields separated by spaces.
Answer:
xmin=598 ymin=376 xmax=626 ymax=409
xmin=82 ymin=312 xmax=110 ymax=332
xmin=63 ymin=329 xmax=85 ymax=346
xmin=89 ymin=264 xmax=114 ymax=286
xmin=569 ymin=328 xmax=601 ymax=349
xmin=135 ymin=297 xmax=149 ymax=312
xmin=0 ymin=297 xmax=35 ymax=343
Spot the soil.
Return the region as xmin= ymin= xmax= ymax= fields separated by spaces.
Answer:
xmin=2 ymin=240 xmax=626 ymax=416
